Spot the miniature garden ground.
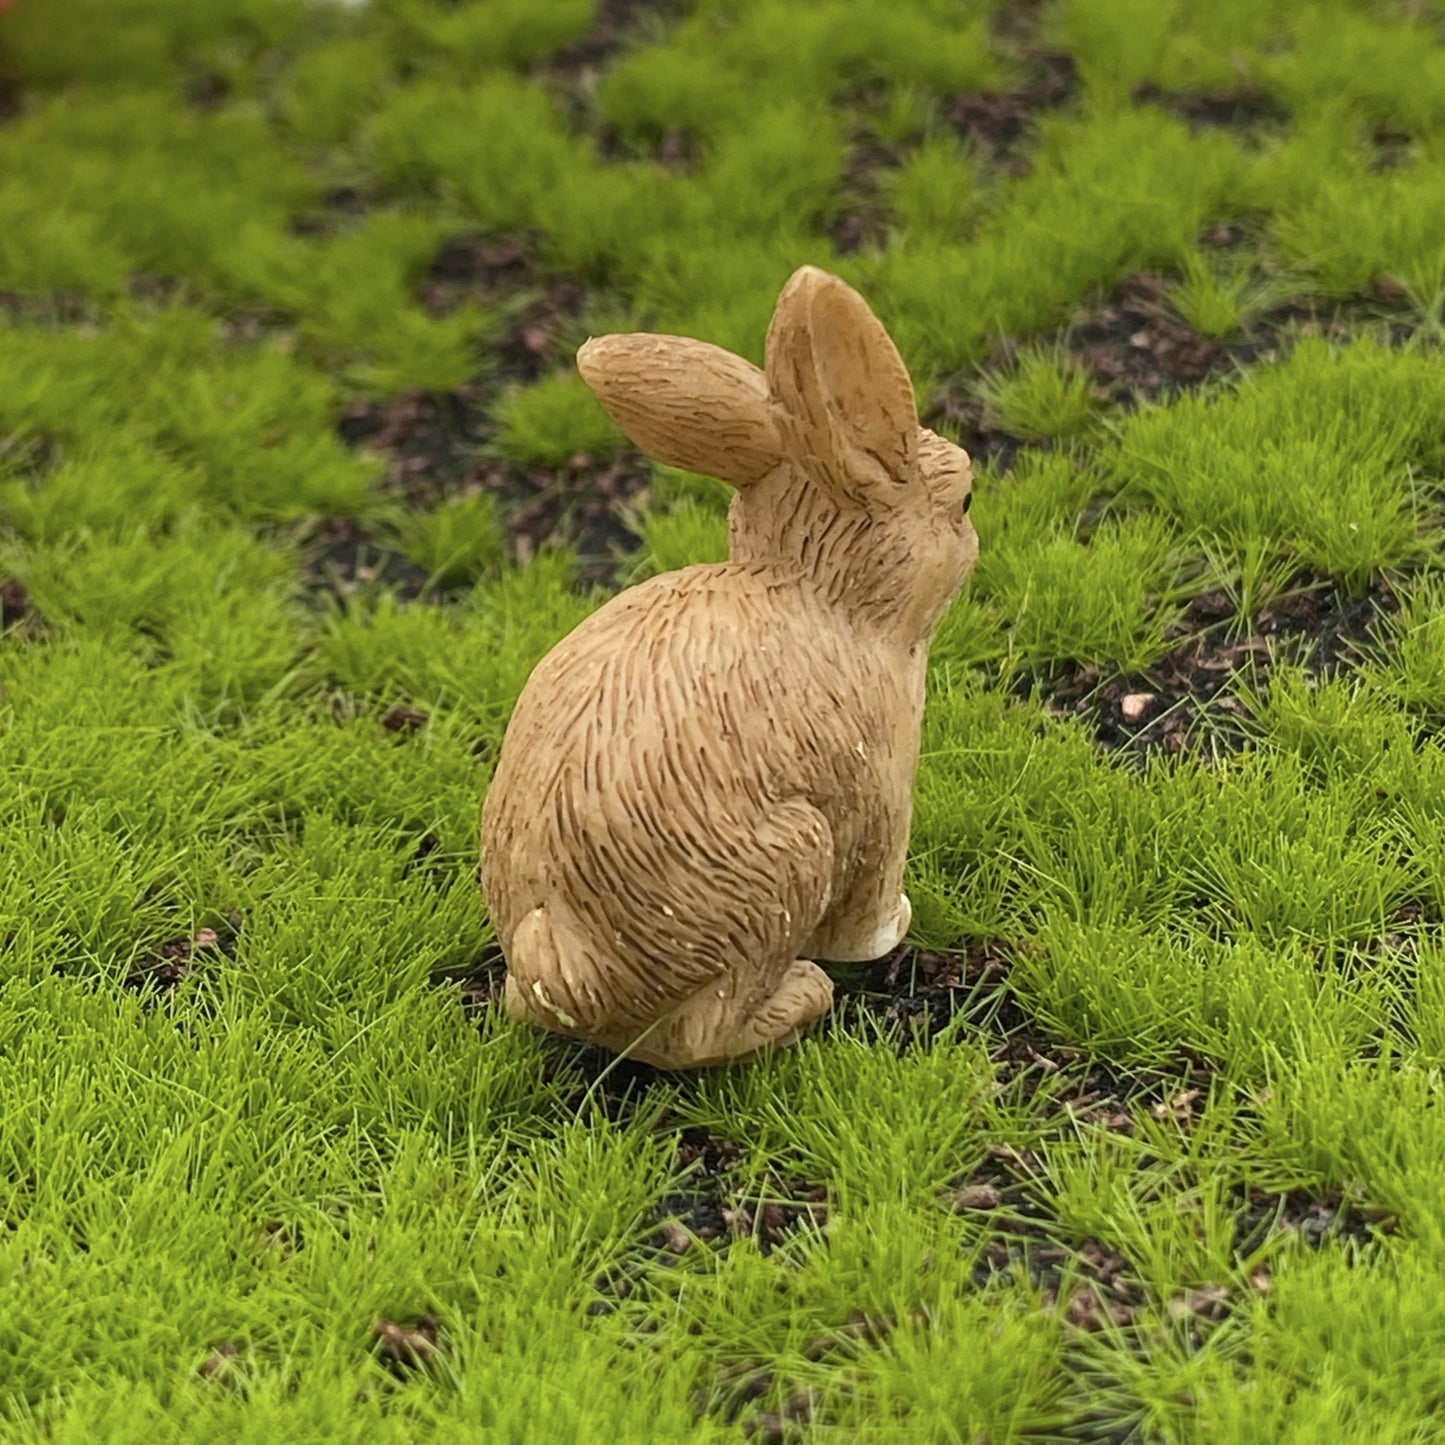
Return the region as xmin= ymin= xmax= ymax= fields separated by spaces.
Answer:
xmin=3 ymin=0 xmax=1445 ymax=1438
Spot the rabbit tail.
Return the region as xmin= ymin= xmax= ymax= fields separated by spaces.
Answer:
xmin=502 ymin=906 xmax=618 ymax=1038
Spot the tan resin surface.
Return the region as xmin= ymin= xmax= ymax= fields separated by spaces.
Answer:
xmin=480 ymin=266 xmax=978 ymax=1068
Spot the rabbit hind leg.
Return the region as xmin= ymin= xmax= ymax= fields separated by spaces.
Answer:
xmin=633 ymin=955 xmax=834 ymax=1068
xmin=629 ymin=799 xmax=836 ymax=1069
xmin=732 ymin=957 xmax=835 ymax=1060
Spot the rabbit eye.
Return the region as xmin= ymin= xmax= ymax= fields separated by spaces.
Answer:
xmin=961 ymin=492 xmax=973 ymax=515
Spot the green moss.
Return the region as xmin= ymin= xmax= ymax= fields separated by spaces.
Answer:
xmin=880 ymin=110 xmax=1245 ymax=375
xmin=0 ymin=0 xmax=302 ymax=90
xmin=0 ymin=441 xmax=199 ymax=543
xmin=645 ymin=464 xmax=733 ymax=516
xmin=624 ymin=498 xmax=730 ymax=583
xmin=1369 ymin=580 xmax=1445 ymax=717
xmin=390 ymin=493 xmax=506 ymax=591
xmin=1168 ymin=250 xmax=1275 ymax=339
xmin=1055 ymin=0 xmax=1445 ymax=132
xmin=221 ymin=210 xmax=491 ymax=390
xmin=686 ymin=103 xmax=847 ymax=240
xmin=1011 ymin=921 xmax=1394 ymax=1070
xmin=600 ymin=0 xmax=996 ymax=145
xmin=281 ymin=36 xmax=394 ymax=145
xmin=1274 ymin=156 xmax=1445 ymax=306
xmin=0 ymin=93 xmax=315 ymax=298
xmin=980 ymin=513 xmax=1186 ymax=668
xmin=317 ymin=553 xmax=598 ymax=728
xmin=5 ymin=1 xmax=1445 ymax=1438
xmin=1055 ymin=0 xmax=1178 ymax=104
xmin=1110 ymin=337 xmax=1445 ymax=581
xmin=977 ymin=346 xmax=1101 ymax=440
xmin=401 ymin=0 xmax=596 ymax=75
xmin=1265 ymin=9 xmax=1445 ymax=134
xmin=0 ymin=311 xmax=378 ymax=519
xmin=888 ymin=138 xmax=976 ymax=244
xmin=366 ymin=77 xmax=587 ymax=231
xmin=627 ymin=234 xmax=814 ymax=362
xmin=494 ymin=371 xmax=623 ymax=469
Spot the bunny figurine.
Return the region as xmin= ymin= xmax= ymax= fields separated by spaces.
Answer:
xmin=480 ymin=265 xmax=977 ymax=1069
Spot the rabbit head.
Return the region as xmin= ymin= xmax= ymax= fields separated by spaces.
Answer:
xmin=577 ymin=266 xmax=976 ymax=648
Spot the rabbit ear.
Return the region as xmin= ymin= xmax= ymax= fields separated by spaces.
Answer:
xmin=577 ymin=334 xmax=784 ymax=486
xmin=764 ymin=266 xmax=919 ymax=503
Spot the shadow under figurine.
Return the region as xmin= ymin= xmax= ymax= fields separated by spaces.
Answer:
xmin=480 ymin=265 xmax=977 ymax=1069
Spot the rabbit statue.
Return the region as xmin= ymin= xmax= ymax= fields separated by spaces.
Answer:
xmin=480 ymin=265 xmax=977 ymax=1069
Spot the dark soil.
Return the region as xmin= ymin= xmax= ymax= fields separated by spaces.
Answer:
xmin=696 ymin=1360 xmax=820 ymax=1440
xmin=946 ymin=50 xmax=1079 ymax=172
xmin=1067 ymin=270 xmax=1242 ymax=403
xmin=0 ymin=73 xmax=21 ymax=127
xmin=0 ymin=425 xmax=55 ymax=484
xmin=921 ymin=390 xmax=1033 ymax=474
xmin=422 ymin=233 xmax=532 ymax=306
xmin=381 ymin=702 xmax=430 ymax=736
xmin=923 ymin=270 xmax=1246 ymax=470
xmin=290 ymin=185 xmax=371 ymax=239
xmin=372 ymin=1314 xmax=441 ymax=1374
xmin=1 ymin=575 xmax=39 ymax=634
xmin=822 ymin=0 xmax=1077 ymax=256
xmin=543 ymin=0 xmax=688 ymax=158
xmin=832 ymin=941 xmax=1219 ymax=1120
xmin=1066 ymin=270 xmax=1413 ymax=409
xmin=547 ymin=0 xmax=685 ymax=78
xmin=332 ymin=389 xmax=649 ymax=592
xmin=1368 ymin=120 xmax=1415 ymax=173
xmin=594 ymin=116 xmax=702 ymax=170
xmin=184 ymin=66 xmax=231 ymax=114
xmin=297 ymin=513 xmax=432 ymax=603
xmin=456 ymin=941 xmax=1031 ymax=1120
xmin=830 ymin=939 xmax=1027 ymax=1042
xmin=829 ymin=131 xmax=907 ymax=256
xmin=965 ymin=1191 xmax=1152 ymax=1332
xmin=949 ymin=0 xmax=1080 ymax=172
xmin=461 ymin=932 xmax=1387 ymax=1389
xmin=1235 ymin=1183 xmax=1399 ymax=1255
xmin=739 ymin=1390 xmax=815 ymax=1444
xmin=455 ymin=942 xmax=507 ymax=1013
xmin=338 ymin=384 xmax=492 ymax=506
xmin=195 ymin=1341 xmax=245 ymax=1384
xmin=328 ymin=47 xmax=1422 ymax=590
xmin=1248 ymin=285 xmax=1421 ymax=352
xmin=0 ymin=288 xmax=98 ymax=326
xmin=504 ymin=452 xmax=652 ymax=584
xmin=419 ymin=234 xmax=590 ymax=363
xmin=1016 ymin=570 xmax=1401 ymax=760
xmin=323 ymin=232 xmax=653 ymax=594
xmin=459 ymin=936 xmax=1212 ymax=1128
xmin=1132 ymin=81 xmax=1290 ymax=134
xmin=827 ymin=33 xmax=1079 ymax=254
xmin=121 ymin=916 xmax=241 ymax=996
xmin=649 ymin=1126 xmax=829 ymax=1262
xmin=959 ymin=1079 xmax=1393 ymax=1338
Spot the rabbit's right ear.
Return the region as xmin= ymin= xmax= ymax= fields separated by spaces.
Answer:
xmin=577 ymin=334 xmax=784 ymax=486
xmin=764 ymin=266 xmax=919 ymax=505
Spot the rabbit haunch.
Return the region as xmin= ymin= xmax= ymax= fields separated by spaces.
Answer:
xmin=480 ymin=266 xmax=977 ymax=1069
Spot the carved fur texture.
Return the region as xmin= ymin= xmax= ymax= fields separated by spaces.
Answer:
xmin=480 ymin=266 xmax=977 ymax=1069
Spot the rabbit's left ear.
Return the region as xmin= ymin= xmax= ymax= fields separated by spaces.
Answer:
xmin=577 ymin=334 xmax=784 ymax=487
xmin=765 ymin=266 xmax=919 ymax=504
